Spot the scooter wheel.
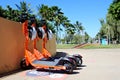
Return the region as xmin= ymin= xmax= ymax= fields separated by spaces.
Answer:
xmin=76 ymin=57 xmax=83 ymax=67
xmin=69 ymin=58 xmax=77 ymax=69
xmin=64 ymin=62 xmax=73 ymax=74
xmin=20 ymin=58 xmax=31 ymax=70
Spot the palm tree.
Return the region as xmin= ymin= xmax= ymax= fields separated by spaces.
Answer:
xmin=6 ymin=5 xmax=12 ymax=20
xmin=84 ymin=32 xmax=90 ymax=43
xmin=74 ymin=21 xmax=84 ymax=35
xmin=51 ymin=6 xmax=67 ymax=43
xmin=47 ymin=22 xmax=56 ymax=34
xmin=38 ymin=5 xmax=69 ymax=43
xmin=38 ymin=4 xmax=50 ymax=20
xmin=107 ymin=0 xmax=120 ymax=43
xmin=15 ymin=1 xmax=32 ymax=14
xmin=99 ymin=18 xmax=111 ymax=44
xmin=0 ymin=6 xmax=6 ymax=17
xmin=74 ymin=21 xmax=84 ymax=43
xmin=0 ymin=5 xmax=20 ymax=21
xmin=6 ymin=5 xmax=20 ymax=21
xmin=106 ymin=13 xmax=120 ymax=44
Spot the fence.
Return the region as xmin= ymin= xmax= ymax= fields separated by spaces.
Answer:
xmin=0 ymin=17 xmax=56 ymax=74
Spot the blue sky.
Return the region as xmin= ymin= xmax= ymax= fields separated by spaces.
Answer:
xmin=0 ymin=0 xmax=113 ymax=38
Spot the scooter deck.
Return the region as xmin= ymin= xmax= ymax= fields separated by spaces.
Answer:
xmin=26 ymin=49 xmax=66 ymax=70
xmin=32 ymin=59 xmax=60 ymax=66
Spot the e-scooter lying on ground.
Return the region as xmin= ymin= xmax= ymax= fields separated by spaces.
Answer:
xmin=20 ymin=13 xmax=75 ymax=73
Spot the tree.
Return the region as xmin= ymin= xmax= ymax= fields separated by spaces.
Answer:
xmin=15 ymin=1 xmax=32 ymax=13
xmin=108 ymin=0 xmax=120 ymax=43
xmin=99 ymin=18 xmax=113 ymax=44
xmin=63 ymin=21 xmax=76 ymax=44
xmin=99 ymin=19 xmax=107 ymax=38
xmin=47 ymin=22 xmax=56 ymax=34
xmin=108 ymin=0 xmax=120 ymax=20
xmin=38 ymin=4 xmax=50 ymax=20
xmin=64 ymin=34 xmax=74 ymax=44
xmin=38 ymin=4 xmax=71 ymax=44
xmin=5 ymin=5 xmax=20 ymax=21
xmin=72 ymin=34 xmax=82 ymax=44
xmin=74 ymin=21 xmax=84 ymax=35
xmin=106 ymin=14 xmax=118 ymax=44
xmin=0 ymin=6 xmax=6 ymax=17
xmin=74 ymin=21 xmax=84 ymax=43
xmin=84 ymin=32 xmax=90 ymax=43
xmin=1 ymin=2 xmax=31 ymax=21
xmin=0 ymin=5 xmax=20 ymax=21
xmin=15 ymin=1 xmax=33 ymax=22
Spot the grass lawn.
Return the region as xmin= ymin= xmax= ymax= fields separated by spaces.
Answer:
xmin=80 ymin=44 xmax=120 ymax=49
xmin=56 ymin=44 xmax=76 ymax=49
xmin=56 ymin=44 xmax=120 ymax=49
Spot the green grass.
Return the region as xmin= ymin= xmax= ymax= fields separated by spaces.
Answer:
xmin=56 ymin=44 xmax=76 ymax=49
xmin=81 ymin=44 xmax=120 ymax=49
xmin=56 ymin=44 xmax=120 ymax=49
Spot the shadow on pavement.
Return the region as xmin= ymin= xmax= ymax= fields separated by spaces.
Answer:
xmin=75 ymin=67 xmax=83 ymax=70
xmin=37 ymin=69 xmax=80 ymax=74
xmin=81 ymin=65 xmax=87 ymax=67
xmin=0 ymin=69 xmax=23 ymax=78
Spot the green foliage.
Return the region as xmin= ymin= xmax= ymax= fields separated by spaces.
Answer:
xmin=63 ymin=21 xmax=90 ymax=44
xmin=47 ymin=22 xmax=56 ymax=33
xmin=38 ymin=4 xmax=72 ymax=43
xmin=65 ymin=23 xmax=75 ymax=34
xmin=0 ymin=2 xmax=91 ymax=44
xmin=99 ymin=19 xmax=108 ymax=38
xmin=74 ymin=21 xmax=84 ymax=34
xmin=96 ymin=0 xmax=120 ymax=44
xmin=64 ymin=34 xmax=74 ymax=44
xmin=84 ymin=32 xmax=90 ymax=43
xmin=0 ymin=1 xmax=33 ymax=22
xmin=15 ymin=1 xmax=32 ymax=13
xmin=72 ymin=34 xmax=82 ymax=44
xmin=0 ymin=6 xmax=6 ymax=17
xmin=38 ymin=4 xmax=50 ymax=20
xmin=108 ymin=0 xmax=120 ymax=20
xmin=38 ymin=4 xmax=66 ymax=26
xmin=0 ymin=5 xmax=20 ymax=21
xmin=107 ymin=0 xmax=120 ymax=43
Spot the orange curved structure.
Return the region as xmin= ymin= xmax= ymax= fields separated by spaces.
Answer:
xmin=32 ymin=23 xmax=44 ymax=60
xmin=41 ymin=25 xmax=51 ymax=58
xmin=32 ymin=24 xmax=51 ymax=59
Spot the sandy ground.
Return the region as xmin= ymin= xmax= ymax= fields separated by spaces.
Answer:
xmin=0 ymin=49 xmax=120 ymax=80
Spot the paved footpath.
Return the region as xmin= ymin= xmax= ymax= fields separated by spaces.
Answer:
xmin=0 ymin=49 xmax=120 ymax=80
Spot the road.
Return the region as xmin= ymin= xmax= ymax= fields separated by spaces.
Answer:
xmin=0 ymin=49 xmax=120 ymax=80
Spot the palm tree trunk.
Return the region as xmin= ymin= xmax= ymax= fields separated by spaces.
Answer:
xmin=115 ymin=25 xmax=118 ymax=44
xmin=56 ymin=26 xmax=59 ymax=44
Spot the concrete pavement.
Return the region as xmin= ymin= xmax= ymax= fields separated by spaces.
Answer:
xmin=0 ymin=49 xmax=120 ymax=80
